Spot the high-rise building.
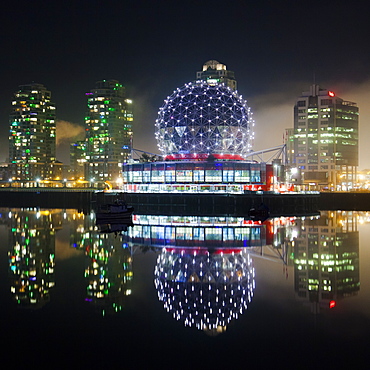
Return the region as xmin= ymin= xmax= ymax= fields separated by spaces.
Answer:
xmin=9 ymin=83 xmax=56 ymax=181
xmin=84 ymin=80 xmax=133 ymax=183
xmin=293 ymin=84 xmax=359 ymax=190
xmin=196 ymin=60 xmax=237 ymax=90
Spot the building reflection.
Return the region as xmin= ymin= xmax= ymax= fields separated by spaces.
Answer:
xmin=3 ymin=208 xmax=134 ymax=313
xmin=65 ymin=210 xmax=134 ymax=315
xmin=7 ymin=209 xmax=61 ymax=308
xmin=123 ymin=215 xmax=297 ymax=333
xmin=292 ymin=211 xmax=360 ymax=313
xmin=1 ymin=207 xmax=361 ymax=317
xmin=59 ymin=210 xmax=134 ymax=315
xmin=84 ymin=230 xmax=133 ymax=316
xmin=127 ymin=214 xmax=295 ymax=251
xmin=155 ymin=247 xmax=254 ymax=335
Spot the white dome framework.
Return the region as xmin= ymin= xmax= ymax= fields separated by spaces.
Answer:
xmin=154 ymin=248 xmax=255 ymax=333
xmin=155 ymin=81 xmax=254 ymax=158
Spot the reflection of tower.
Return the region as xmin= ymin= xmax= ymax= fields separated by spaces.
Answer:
xmin=293 ymin=212 xmax=359 ymax=313
xmin=84 ymin=232 xmax=133 ymax=316
xmin=8 ymin=210 xmax=59 ymax=308
xmin=69 ymin=211 xmax=96 ymax=250
xmin=154 ymin=247 xmax=255 ymax=335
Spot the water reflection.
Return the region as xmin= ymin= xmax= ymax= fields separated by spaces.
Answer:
xmin=0 ymin=208 xmax=363 ymax=323
xmin=124 ymin=215 xmax=294 ymax=332
xmin=1 ymin=208 xmax=134 ymax=314
xmin=84 ymin=235 xmax=133 ymax=316
xmin=70 ymin=212 xmax=134 ymax=316
xmin=7 ymin=209 xmax=59 ymax=308
xmin=291 ymin=211 xmax=360 ymax=314
xmin=154 ymin=247 xmax=254 ymax=335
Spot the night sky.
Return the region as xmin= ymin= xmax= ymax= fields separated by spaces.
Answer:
xmin=1 ymin=0 xmax=370 ymax=167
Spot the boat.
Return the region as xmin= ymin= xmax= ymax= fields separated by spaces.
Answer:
xmin=95 ymin=200 xmax=134 ymax=223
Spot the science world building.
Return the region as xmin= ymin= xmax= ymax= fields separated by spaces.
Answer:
xmin=123 ymin=79 xmax=289 ymax=193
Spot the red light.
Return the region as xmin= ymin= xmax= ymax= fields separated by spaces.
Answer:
xmin=329 ymin=300 xmax=336 ymax=309
xmin=328 ymin=91 xmax=335 ymax=97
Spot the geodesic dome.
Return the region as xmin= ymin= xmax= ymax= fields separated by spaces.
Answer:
xmin=154 ymin=248 xmax=255 ymax=332
xmin=155 ymin=81 xmax=254 ymax=158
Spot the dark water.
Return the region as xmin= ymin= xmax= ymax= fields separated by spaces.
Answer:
xmin=1 ymin=208 xmax=369 ymax=369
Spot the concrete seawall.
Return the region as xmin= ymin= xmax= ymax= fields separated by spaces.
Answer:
xmin=123 ymin=192 xmax=320 ymax=216
xmin=319 ymin=192 xmax=370 ymax=211
xmin=0 ymin=189 xmax=94 ymax=213
xmin=1 ymin=189 xmax=369 ymax=216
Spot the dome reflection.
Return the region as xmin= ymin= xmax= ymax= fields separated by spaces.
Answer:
xmin=154 ymin=247 xmax=255 ymax=334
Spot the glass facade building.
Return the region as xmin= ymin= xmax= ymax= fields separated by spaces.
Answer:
xmin=9 ymin=83 xmax=56 ymax=181
xmin=123 ymin=160 xmax=275 ymax=193
xmin=293 ymin=84 xmax=359 ymax=190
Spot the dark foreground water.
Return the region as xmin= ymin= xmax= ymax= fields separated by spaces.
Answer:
xmin=1 ymin=208 xmax=369 ymax=369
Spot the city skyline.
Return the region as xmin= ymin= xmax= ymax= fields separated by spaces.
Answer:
xmin=1 ymin=1 xmax=370 ymax=168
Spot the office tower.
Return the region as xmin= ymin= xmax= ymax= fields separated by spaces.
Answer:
xmin=9 ymin=83 xmax=56 ymax=181
xmin=85 ymin=80 xmax=133 ymax=183
xmin=293 ymin=84 xmax=358 ymax=190
xmin=196 ymin=60 xmax=237 ymax=90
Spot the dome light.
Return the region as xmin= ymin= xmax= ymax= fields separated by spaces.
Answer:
xmin=155 ymin=81 xmax=254 ymax=157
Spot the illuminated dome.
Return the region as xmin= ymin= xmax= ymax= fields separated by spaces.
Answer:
xmin=155 ymin=81 xmax=254 ymax=159
xmin=154 ymin=248 xmax=255 ymax=333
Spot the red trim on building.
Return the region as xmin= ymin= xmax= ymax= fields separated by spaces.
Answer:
xmin=164 ymin=153 xmax=245 ymax=161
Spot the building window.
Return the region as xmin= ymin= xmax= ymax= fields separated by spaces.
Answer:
xmin=320 ymin=99 xmax=332 ymax=105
